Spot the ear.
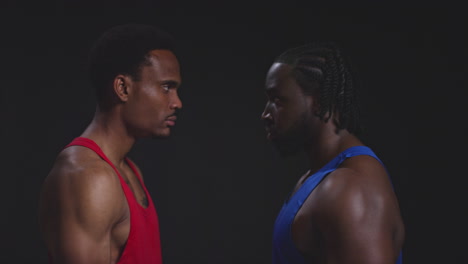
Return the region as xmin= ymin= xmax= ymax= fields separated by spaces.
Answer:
xmin=113 ymin=75 xmax=132 ymax=102
xmin=305 ymin=94 xmax=319 ymax=114
xmin=313 ymin=96 xmax=321 ymax=114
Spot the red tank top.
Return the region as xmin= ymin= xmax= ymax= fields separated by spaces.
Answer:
xmin=50 ymin=137 xmax=163 ymax=264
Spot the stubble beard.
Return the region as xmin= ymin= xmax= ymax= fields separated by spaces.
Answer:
xmin=150 ymin=128 xmax=172 ymax=139
xmin=271 ymin=111 xmax=310 ymax=157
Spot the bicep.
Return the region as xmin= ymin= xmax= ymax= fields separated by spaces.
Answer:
xmin=47 ymin=169 xmax=123 ymax=264
xmin=53 ymin=220 xmax=111 ymax=264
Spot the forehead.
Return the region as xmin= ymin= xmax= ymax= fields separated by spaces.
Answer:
xmin=265 ymin=62 xmax=295 ymax=91
xmin=141 ymin=49 xmax=181 ymax=80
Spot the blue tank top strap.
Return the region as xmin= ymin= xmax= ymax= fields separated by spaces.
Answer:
xmin=293 ymin=146 xmax=379 ymax=205
xmin=341 ymin=145 xmax=382 ymax=163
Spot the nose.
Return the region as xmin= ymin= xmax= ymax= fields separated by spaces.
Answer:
xmin=171 ymin=93 xmax=183 ymax=110
xmin=261 ymin=102 xmax=272 ymax=121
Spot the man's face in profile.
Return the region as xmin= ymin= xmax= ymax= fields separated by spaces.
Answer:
xmin=122 ymin=49 xmax=183 ymax=139
xmin=262 ymin=63 xmax=312 ymax=156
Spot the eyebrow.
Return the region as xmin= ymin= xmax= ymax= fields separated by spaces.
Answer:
xmin=265 ymin=89 xmax=280 ymax=98
xmin=265 ymin=86 xmax=278 ymax=93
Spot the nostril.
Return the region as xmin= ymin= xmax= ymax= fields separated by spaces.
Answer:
xmin=262 ymin=112 xmax=272 ymax=119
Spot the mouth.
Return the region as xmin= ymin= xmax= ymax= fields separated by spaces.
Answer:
xmin=265 ymin=126 xmax=275 ymax=140
xmin=165 ymin=115 xmax=177 ymax=126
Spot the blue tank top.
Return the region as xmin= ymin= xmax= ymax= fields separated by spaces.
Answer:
xmin=272 ymin=146 xmax=403 ymax=264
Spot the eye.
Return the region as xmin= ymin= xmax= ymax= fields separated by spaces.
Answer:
xmin=161 ymin=81 xmax=179 ymax=93
xmin=270 ymin=96 xmax=281 ymax=105
xmin=162 ymin=84 xmax=170 ymax=92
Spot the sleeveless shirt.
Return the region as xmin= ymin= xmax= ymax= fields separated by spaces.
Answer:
xmin=272 ymin=146 xmax=403 ymax=264
xmin=49 ymin=137 xmax=163 ymax=264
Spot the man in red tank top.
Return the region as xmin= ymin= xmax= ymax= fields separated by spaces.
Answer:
xmin=39 ymin=23 xmax=182 ymax=264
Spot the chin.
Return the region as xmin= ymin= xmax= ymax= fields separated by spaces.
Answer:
xmin=270 ymin=117 xmax=308 ymax=157
xmin=270 ymin=133 xmax=304 ymax=156
xmin=150 ymin=128 xmax=171 ymax=139
xmin=272 ymin=141 xmax=303 ymax=157
xmin=150 ymin=133 xmax=170 ymax=139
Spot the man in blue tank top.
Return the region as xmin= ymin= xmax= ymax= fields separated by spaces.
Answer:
xmin=261 ymin=42 xmax=404 ymax=264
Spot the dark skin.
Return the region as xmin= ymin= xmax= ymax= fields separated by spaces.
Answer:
xmin=39 ymin=50 xmax=182 ymax=264
xmin=262 ymin=63 xmax=404 ymax=264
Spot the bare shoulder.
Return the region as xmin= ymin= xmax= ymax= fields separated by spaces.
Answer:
xmin=310 ymin=155 xmax=404 ymax=262
xmin=44 ymin=146 xmax=122 ymax=194
xmin=310 ymin=153 xmax=403 ymax=234
xmin=40 ymin=146 xmax=127 ymax=229
xmin=40 ymin=146 xmax=131 ymax=262
xmin=316 ymin=154 xmax=396 ymax=203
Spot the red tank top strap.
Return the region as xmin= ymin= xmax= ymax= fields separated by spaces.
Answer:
xmin=64 ymin=137 xmax=126 ymax=183
xmin=60 ymin=137 xmax=162 ymax=264
xmin=125 ymin=157 xmax=144 ymax=184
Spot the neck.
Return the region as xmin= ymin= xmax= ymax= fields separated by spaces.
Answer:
xmin=80 ymin=106 xmax=135 ymax=167
xmin=304 ymin=122 xmax=363 ymax=175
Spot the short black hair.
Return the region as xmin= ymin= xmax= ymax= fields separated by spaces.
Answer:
xmin=88 ymin=23 xmax=176 ymax=106
xmin=275 ymin=41 xmax=361 ymax=134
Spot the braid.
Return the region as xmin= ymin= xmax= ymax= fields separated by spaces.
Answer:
xmin=322 ymin=51 xmax=333 ymax=120
xmin=335 ymin=48 xmax=347 ymax=127
xmin=275 ymin=41 xmax=362 ymax=134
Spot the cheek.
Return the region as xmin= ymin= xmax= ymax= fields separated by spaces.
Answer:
xmin=141 ymin=91 xmax=163 ymax=111
xmin=277 ymin=105 xmax=295 ymax=120
xmin=278 ymin=105 xmax=302 ymax=127
xmin=139 ymin=86 xmax=163 ymax=105
xmin=275 ymin=109 xmax=293 ymax=131
xmin=130 ymin=95 xmax=163 ymax=121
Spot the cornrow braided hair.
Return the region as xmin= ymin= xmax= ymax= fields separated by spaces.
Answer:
xmin=275 ymin=41 xmax=362 ymax=135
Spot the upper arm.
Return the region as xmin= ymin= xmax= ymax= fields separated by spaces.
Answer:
xmin=40 ymin=163 xmax=124 ymax=264
xmin=317 ymin=169 xmax=399 ymax=264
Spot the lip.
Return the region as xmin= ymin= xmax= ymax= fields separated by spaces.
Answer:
xmin=265 ymin=126 xmax=275 ymax=140
xmin=165 ymin=116 xmax=177 ymax=126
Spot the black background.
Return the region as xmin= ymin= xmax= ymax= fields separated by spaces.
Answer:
xmin=1 ymin=1 xmax=466 ymax=263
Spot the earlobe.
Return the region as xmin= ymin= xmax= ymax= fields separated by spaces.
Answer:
xmin=306 ymin=95 xmax=317 ymax=111
xmin=113 ymin=75 xmax=130 ymax=102
xmin=308 ymin=96 xmax=321 ymax=116
xmin=313 ymin=100 xmax=320 ymax=114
